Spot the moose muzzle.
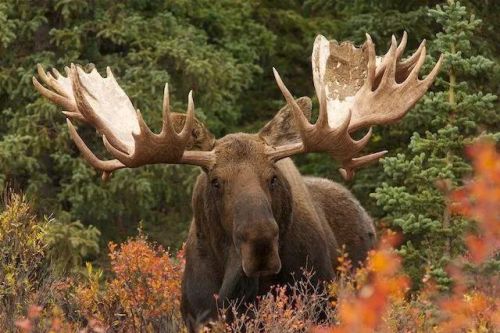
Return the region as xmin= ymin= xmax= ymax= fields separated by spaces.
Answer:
xmin=233 ymin=196 xmax=282 ymax=278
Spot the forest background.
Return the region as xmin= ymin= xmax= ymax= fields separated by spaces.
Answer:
xmin=0 ymin=0 xmax=498 ymax=291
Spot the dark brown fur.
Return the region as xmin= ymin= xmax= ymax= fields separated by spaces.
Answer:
xmin=180 ymin=99 xmax=376 ymax=332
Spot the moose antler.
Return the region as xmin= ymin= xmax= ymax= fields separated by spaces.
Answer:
xmin=32 ymin=64 xmax=84 ymax=121
xmin=269 ymin=32 xmax=443 ymax=180
xmin=33 ymin=65 xmax=215 ymax=180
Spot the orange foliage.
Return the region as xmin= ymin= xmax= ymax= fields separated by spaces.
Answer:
xmin=450 ymin=142 xmax=500 ymax=264
xmin=107 ymin=237 xmax=182 ymax=318
xmin=313 ymin=232 xmax=410 ymax=333
xmin=437 ymin=291 xmax=499 ymax=333
xmin=15 ymin=305 xmax=42 ymax=333
xmin=313 ymin=142 xmax=499 ymax=333
xmin=76 ymin=235 xmax=184 ymax=331
xmin=9 ymin=143 xmax=499 ymax=332
xmin=14 ymin=304 xmax=80 ymax=333
xmin=436 ymin=142 xmax=500 ymax=332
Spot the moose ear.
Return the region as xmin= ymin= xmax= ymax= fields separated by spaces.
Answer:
xmin=170 ymin=113 xmax=216 ymax=151
xmin=258 ymin=97 xmax=312 ymax=146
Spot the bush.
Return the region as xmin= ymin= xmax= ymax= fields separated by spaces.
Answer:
xmin=74 ymin=235 xmax=184 ymax=332
xmin=313 ymin=142 xmax=499 ymax=333
xmin=0 ymin=194 xmax=49 ymax=331
xmin=3 ymin=143 xmax=498 ymax=333
xmin=215 ymin=270 xmax=335 ymax=332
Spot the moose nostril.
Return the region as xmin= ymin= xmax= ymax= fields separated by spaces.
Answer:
xmin=241 ymin=241 xmax=282 ymax=278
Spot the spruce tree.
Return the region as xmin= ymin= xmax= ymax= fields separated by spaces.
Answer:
xmin=0 ymin=1 xmax=274 ymax=247
xmin=371 ymin=0 xmax=498 ymax=290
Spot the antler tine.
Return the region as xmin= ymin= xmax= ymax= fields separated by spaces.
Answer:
xmin=375 ymin=33 xmax=406 ymax=78
xmin=265 ymin=68 xmax=309 ymax=161
xmin=33 ymin=64 xmax=80 ymax=117
xmin=61 ymin=111 xmax=86 ymax=122
xmin=397 ymin=31 xmax=408 ymax=59
xmin=332 ymin=111 xmax=375 ymax=160
xmin=51 ymin=67 xmax=62 ymax=78
xmin=160 ymin=83 xmax=195 ymax=141
xmin=265 ymin=143 xmax=304 ymax=162
xmin=379 ymin=36 xmax=398 ymax=86
xmin=162 ymin=83 xmax=170 ymax=115
xmin=365 ymin=33 xmax=377 ymax=89
xmin=102 ymin=135 xmax=133 ymax=165
xmin=43 ymin=63 xmax=87 ymax=123
xmin=353 ymin=127 xmax=373 ymax=152
xmin=32 ymin=76 xmax=66 ymax=107
xmin=337 ymin=108 xmax=352 ymax=137
xmin=179 ymin=91 xmax=195 ymax=140
xmin=395 ymin=39 xmax=426 ymax=82
xmin=37 ymin=65 xmax=65 ymax=96
xmin=272 ymin=68 xmax=311 ymax=133
xmin=316 ymin=83 xmax=329 ymax=128
xmin=161 ymin=83 xmax=176 ymax=135
xmin=408 ymin=44 xmax=427 ymax=80
xmin=420 ymin=53 xmax=444 ymax=88
xmin=105 ymin=66 xmax=114 ymax=79
xmin=134 ymin=109 xmax=154 ymax=139
xmin=339 ymin=150 xmax=388 ymax=181
xmin=66 ymin=119 xmax=125 ymax=175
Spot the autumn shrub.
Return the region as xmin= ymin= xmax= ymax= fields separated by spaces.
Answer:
xmin=0 ymin=194 xmax=50 ymax=331
xmin=5 ymin=143 xmax=499 ymax=333
xmin=434 ymin=142 xmax=499 ymax=332
xmin=0 ymin=194 xmax=101 ymax=332
xmin=312 ymin=142 xmax=499 ymax=333
xmin=74 ymin=235 xmax=184 ymax=332
xmin=211 ymin=269 xmax=335 ymax=333
xmin=14 ymin=304 xmax=81 ymax=333
xmin=203 ymin=237 xmax=406 ymax=333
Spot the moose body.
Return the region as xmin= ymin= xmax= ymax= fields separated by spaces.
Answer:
xmin=34 ymin=32 xmax=441 ymax=332
xmin=181 ymin=125 xmax=376 ymax=330
xmin=182 ymin=156 xmax=376 ymax=329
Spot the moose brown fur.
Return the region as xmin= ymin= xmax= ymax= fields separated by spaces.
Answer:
xmin=181 ymin=100 xmax=376 ymax=330
xmin=33 ymin=32 xmax=441 ymax=332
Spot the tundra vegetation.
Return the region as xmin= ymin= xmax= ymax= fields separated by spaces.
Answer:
xmin=0 ymin=0 xmax=498 ymax=332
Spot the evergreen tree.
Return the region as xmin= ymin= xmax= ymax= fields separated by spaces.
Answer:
xmin=288 ymin=0 xmax=452 ymax=241
xmin=371 ymin=0 xmax=498 ymax=289
xmin=0 ymin=0 xmax=498 ymax=266
xmin=0 ymin=1 xmax=274 ymax=247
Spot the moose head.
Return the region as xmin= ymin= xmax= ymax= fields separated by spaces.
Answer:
xmin=34 ymin=32 xmax=441 ymax=328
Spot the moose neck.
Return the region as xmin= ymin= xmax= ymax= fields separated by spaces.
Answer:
xmin=276 ymin=158 xmax=321 ymax=223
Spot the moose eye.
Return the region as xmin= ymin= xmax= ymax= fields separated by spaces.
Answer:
xmin=211 ymin=178 xmax=221 ymax=190
xmin=270 ymin=175 xmax=279 ymax=189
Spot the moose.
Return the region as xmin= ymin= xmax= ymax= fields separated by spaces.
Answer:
xmin=33 ymin=32 xmax=441 ymax=331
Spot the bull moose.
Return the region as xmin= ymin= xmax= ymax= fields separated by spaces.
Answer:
xmin=33 ymin=32 xmax=441 ymax=331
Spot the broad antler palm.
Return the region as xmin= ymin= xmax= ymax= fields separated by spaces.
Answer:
xmin=33 ymin=64 xmax=215 ymax=180
xmin=269 ymin=32 xmax=443 ymax=179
